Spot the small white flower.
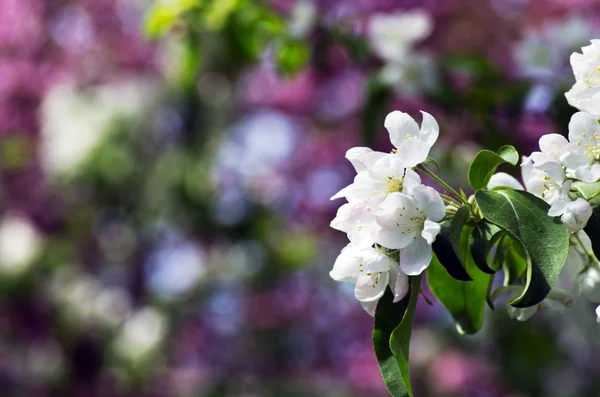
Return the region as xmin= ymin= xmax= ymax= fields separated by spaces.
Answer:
xmin=575 ymin=267 xmax=600 ymax=302
xmin=521 ymin=159 xmax=570 ymax=215
xmin=330 ymin=245 xmax=408 ymax=307
xmin=565 ymin=40 xmax=600 ymax=118
xmin=367 ymin=10 xmax=432 ymax=63
xmin=374 ymin=185 xmax=445 ymax=275
xmin=596 ymin=305 xmax=600 ymax=323
xmin=560 ymin=198 xmax=593 ymax=232
xmin=330 ymin=199 xmax=376 ymax=248
xmin=563 ymin=111 xmax=600 ymax=182
xmin=384 ymin=111 xmax=439 ymax=168
xmin=526 ymin=133 xmax=569 ymax=164
xmin=331 ymin=151 xmax=421 ymax=206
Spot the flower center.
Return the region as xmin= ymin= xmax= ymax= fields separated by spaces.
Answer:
xmin=540 ymin=176 xmax=558 ymax=199
xmin=585 ymin=67 xmax=600 ymax=88
xmin=385 ymin=175 xmax=404 ymax=194
xmin=575 ymin=132 xmax=600 ymax=162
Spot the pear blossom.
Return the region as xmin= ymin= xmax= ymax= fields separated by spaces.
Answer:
xmin=330 ymin=245 xmax=408 ymax=308
xmin=565 ymin=40 xmax=600 ymax=117
xmin=563 ymin=111 xmax=600 ymax=182
xmin=522 ymin=157 xmax=572 ymax=216
xmin=367 ymin=10 xmax=432 ymax=63
xmin=384 ymin=111 xmax=439 ymax=168
xmin=331 ymin=150 xmax=421 ymax=207
xmin=560 ymin=198 xmax=593 ymax=232
xmin=330 ymin=199 xmax=376 ymax=248
xmin=374 ymin=185 xmax=445 ymax=275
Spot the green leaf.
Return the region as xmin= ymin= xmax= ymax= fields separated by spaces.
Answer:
xmin=432 ymin=207 xmax=472 ymax=281
xmin=467 ymin=145 xmax=519 ymax=190
xmin=583 ymin=206 xmax=600 ymax=259
xmin=423 ymin=156 xmax=440 ymax=172
xmin=427 ymin=248 xmax=492 ymax=334
xmin=503 ymin=240 xmax=528 ymax=286
xmin=475 ymin=189 xmax=569 ymax=308
xmin=572 ymin=181 xmax=600 ymax=207
xmin=469 ymin=222 xmax=501 ymax=274
xmin=275 ymin=40 xmax=310 ymax=77
xmin=373 ymin=276 xmax=421 ymax=397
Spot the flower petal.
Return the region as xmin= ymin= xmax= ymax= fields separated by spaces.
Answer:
xmin=560 ymin=198 xmax=592 ymax=232
xmin=361 ymin=300 xmax=378 ymax=316
xmin=384 ymin=111 xmax=420 ymax=149
xmin=355 ymin=272 xmax=389 ymax=302
xmin=487 ymin=172 xmax=524 ymax=190
xmin=399 ymin=236 xmax=433 ymax=275
xmin=419 ymin=111 xmax=439 ymax=147
xmin=397 ymin=137 xmax=430 ymax=168
xmin=421 ymin=219 xmax=441 ymax=244
xmin=390 ymin=268 xmax=409 ymax=302
xmin=346 ymin=147 xmax=373 ymax=172
xmin=411 ymin=185 xmax=446 ymax=222
xmin=330 ymin=246 xmax=362 ymax=282
xmin=539 ymin=133 xmax=568 ymax=155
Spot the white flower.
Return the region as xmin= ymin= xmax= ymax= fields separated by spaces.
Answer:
xmin=379 ymin=53 xmax=438 ymax=96
xmin=374 ymin=185 xmax=445 ymax=275
xmin=0 ymin=213 xmax=42 ymax=276
xmin=576 ymin=267 xmax=600 ymax=302
xmin=565 ymin=40 xmax=600 ymax=117
xmin=527 ymin=133 xmax=569 ymax=164
xmin=367 ymin=10 xmax=432 ymax=63
xmin=330 ymin=199 xmax=376 ymax=248
xmin=505 ymin=286 xmax=573 ymax=321
xmin=384 ymin=111 xmax=439 ymax=168
xmin=331 ymin=151 xmax=421 ymax=206
xmin=487 ymin=172 xmax=524 ymax=190
xmin=330 ymin=245 xmax=408 ymax=308
xmin=563 ymin=111 xmax=600 ymax=182
xmin=560 ymin=198 xmax=592 ymax=232
xmin=521 ymin=158 xmax=571 ymax=216
xmin=596 ymin=305 xmax=600 ymax=323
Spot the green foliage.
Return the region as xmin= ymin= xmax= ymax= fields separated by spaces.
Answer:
xmin=373 ymin=276 xmax=421 ymax=397
xmin=431 ymin=207 xmax=472 ymax=281
xmin=469 ymin=221 xmax=501 ymax=274
xmin=468 ymin=146 xmax=519 ymax=190
xmin=583 ymin=206 xmax=600 ymax=260
xmin=475 ymin=189 xmax=569 ymax=308
xmin=274 ymin=40 xmax=311 ymax=77
xmin=427 ymin=248 xmax=492 ymax=334
xmin=571 ymin=181 xmax=600 ymax=207
xmin=503 ymin=239 xmax=528 ymax=286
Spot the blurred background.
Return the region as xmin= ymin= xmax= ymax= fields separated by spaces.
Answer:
xmin=2 ymin=0 xmax=600 ymax=396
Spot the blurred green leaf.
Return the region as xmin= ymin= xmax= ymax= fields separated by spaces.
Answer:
xmin=275 ymin=40 xmax=310 ymax=77
xmin=144 ymin=0 xmax=199 ymax=39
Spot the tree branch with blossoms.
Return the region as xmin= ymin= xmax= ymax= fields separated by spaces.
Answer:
xmin=329 ymin=40 xmax=600 ymax=397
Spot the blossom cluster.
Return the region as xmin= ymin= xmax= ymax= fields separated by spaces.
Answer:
xmin=492 ymin=40 xmax=600 ymax=321
xmin=330 ymin=110 xmax=445 ymax=315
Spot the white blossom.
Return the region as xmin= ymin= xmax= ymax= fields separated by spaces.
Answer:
xmin=367 ymin=10 xmax=432 ymax=63
xmin=384 ymin=111 xmax=439 ymax=168
xmin=374 ymin=186 xmax=445 ymax=275
xmin=331 ymin=150 xmax=421 ymax=207
xmin=596 ymin=305 xmax=600 ymax=323
xmin=330 ymin=199 xmax=376 ymax=248
xmin=330 ymin=245 xmax=408 ymax=308
xmin=560 ymin=198 xmax=593 ymax=232
xmin=563 ymin=111 xmax=600 ymax=182
xmin=565 ymin=40 xmax=600 ymax=117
